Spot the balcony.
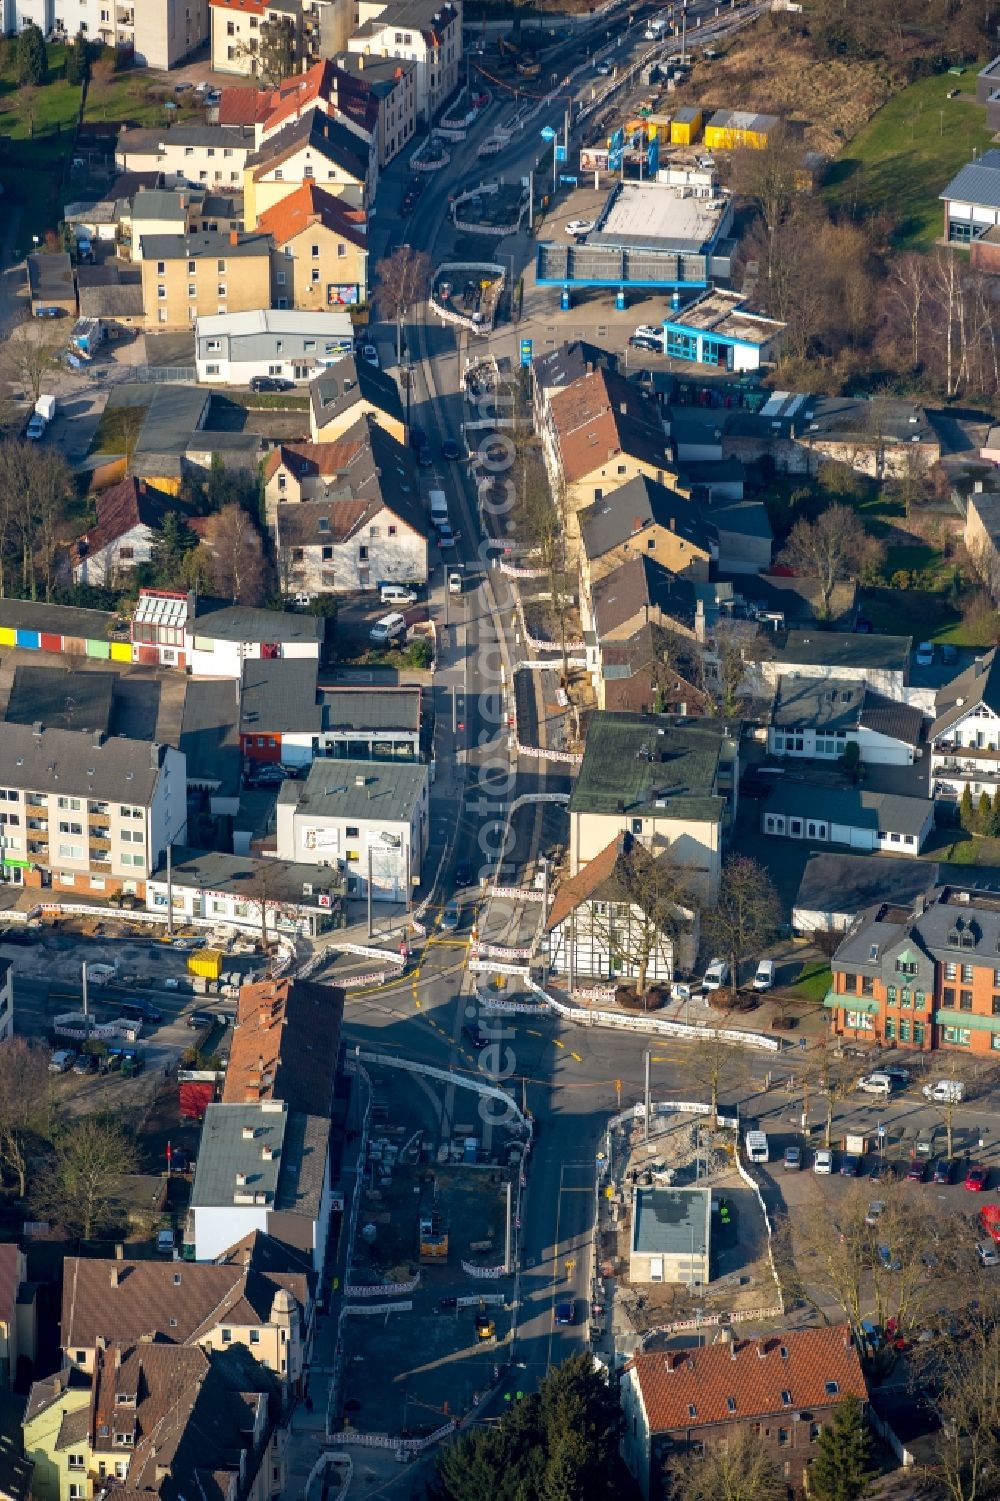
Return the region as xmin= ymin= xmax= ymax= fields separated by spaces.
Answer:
xmin=935 ymin=758 xmax=1000 ymax=777
xmin=934 ymin=741 xmax=1000 ymax=761
xmin=89 ymin=812 xmax=110 ymax=829
xmin=25 ymin=799 xmax=46 ymax=814
xmin=26 ymin=842 xmax=48 ymax=858
xmin=26 ymin=820 xmax=47 ymax=834
xmin=89 ymin=835 xmax=111 ymax=852
xmin=116 ymin=7 xmax=135 ymax=23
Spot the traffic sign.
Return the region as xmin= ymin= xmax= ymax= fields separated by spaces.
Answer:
xmin=555 ymin=144 xmax=567 ymax=162
xmin=519 ymin=338 xmax=533 ymax=367
xmin=540 ymin=125 xmax=556 ymax=140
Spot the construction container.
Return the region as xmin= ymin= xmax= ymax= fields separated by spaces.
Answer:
xmin=703 ymin=109 xmax=778 ymax=151
xmin=187 ymin=948 xmax=224 ymax=981
xmin=671 ymin=106 xmax=703 ymax=145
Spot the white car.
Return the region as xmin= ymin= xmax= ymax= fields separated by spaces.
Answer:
xmin=979 ymin=1242 xmax=1000 ymax=1268
xmin=923 ymin=1078 xmax=965 ymax=1103
xmin=595 ymin=60 xmax=612 ymax=74
xmin=565 ymin=219 xmax=594 ymax=236
xmin=702 ymin=957 xmax=729 ymax=992
xmin=25 ymin=415 xmax=46 ymax=441
xmin=360 ymin=344 xmax=379 ymax=368
xmin=814 ymin=1150 xmax=833 ymax=1175
xmin=857 ymin=1072 xmax=894 ymax=1097
xmin=633 ymin=324 xmax=663 ymax=341
xmin=753 ymin=959 xmax=775 ymax=992
xmin=916 ymin=641 xmax=934 ymax=666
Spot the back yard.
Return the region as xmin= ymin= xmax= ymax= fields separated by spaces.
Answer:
xmin=0 ymin=41 xmax=82 ymax=254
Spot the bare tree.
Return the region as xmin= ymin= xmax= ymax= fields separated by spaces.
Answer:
xmin=779 ymin=506 xmax=884 ymax=620
xmin=917 ymin=1291 xmax=1000 ymax=1501
xmin=0 ymin=1038 xmax=51 ymax=1199
xmin=730 ymin=128 xmax=802 ymax=286
xmin=373 ymin=246 xmax=432 ymax=364
xmin=666 ymin=1426 xmax=787 ymax=1501
xmin=801 ymin=1039 xmax=858 ymax=1150
xmin=678 ymin=1026 xmax=748 ymax=1129
xmin=887 ymin=253 xmax=930 ymax=371
xmin=202 ymin=503 xmax=269 ymax=605
xmin=585 ymin=837 xmax=698 ymax=1001
xmin=1 ymin=318 xmax=64 ymax=405
xmin=32 ymin=1115 xmax=139 ymax=1241
xmin=0 ymin=440 xmax=72 ymax=598
xmin=703 ymin=855 xmax=780 ymax=993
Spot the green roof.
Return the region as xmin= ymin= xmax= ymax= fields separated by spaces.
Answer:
xmin=824 ymin=991 xmax=880 ymax=1014
xmin=934 ymin=1008 xmax=1000 ymax=1033
xmin=568 ymin=712 xmax=733 ymax=822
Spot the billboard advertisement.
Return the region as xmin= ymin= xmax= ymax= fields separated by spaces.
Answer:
xmin=327 ymin=284 xmax=360 ymax=306
xmin=580 ymin=147 xmax=609 ymax=172
xmin=303 ymin=826 xmax=340 ymax=853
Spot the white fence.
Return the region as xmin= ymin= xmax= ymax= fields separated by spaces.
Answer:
xmin=343 ymin=1301 xmax=413 ymax=1315
xmin=461 ymin=1259 xmax=506 ymax=1278
xmin=608 ymin=1100 xmax=740 ymax=1132
xmin=329 ymin=1422 xmax=456 ymax=1453
xmin=346 ymin=1272 xmax=420 ymax=1296
xmin=735 ymin=1151 xmax=785 ymax=1313
xmin=527 ymin=977 xmax=781 ymax=1052
xmin=472 ymin=941 xmax=533 ymax=960
xmin=357 ymin=1050 xmax=529 ymax=1128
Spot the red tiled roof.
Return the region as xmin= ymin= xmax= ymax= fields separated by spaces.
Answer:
xmin=224 ymin=978 xmax=344 ymax=1118
xmin=548 ymin=367 xmax=670 ymax=483
xmin=263 ymin=436 xmax=368 ymax=484
xmin=217 ymin=86 xmax=274 ymax=127
xmin=629 ymin=1326 xmax=867 ymax=1434
xmin=261 ymin=60 xmax=333 ymax=136
xmin=545 ymin=834 xmax=625 ymax=932
xmin=209 ymin=0 xmax=266 ymax=12
xmin=74 ymin=478 xmax=168 ymax=564
xmin=255 ymin=182 xmax=366 ymax=249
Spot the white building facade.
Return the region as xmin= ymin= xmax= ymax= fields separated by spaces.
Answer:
xmin=195 ymin=309 xmax=354 ymax=384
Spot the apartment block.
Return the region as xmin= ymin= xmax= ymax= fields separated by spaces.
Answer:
xmin=138 ymin=229 xmax=272 ymax=328
xmin=348 ymin=0 xmax=461 ymax=123
xmin=0 ymin=722 xmax=185 ymax=900
xmin=827 ymin=885 xmax=1000 ymax=1053
xmin=210 ymin=0 xmax=350 ymax=79
xmin=12 ymin=0 xmax=208 ymax=68
xmin=257 ymin=182 xmax=368 ymax=309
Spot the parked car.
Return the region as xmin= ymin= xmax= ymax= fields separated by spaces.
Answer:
xmin=120 ymin=999 xmax=162 ymax=1024
xmin=380 ymin=584 xmax=418 ymax=606
xmin=455 ymin=859 xmax=473 ymax=887
xmin=437 ymin=523 xmax=457 ymax=550
xmin=630 ymin=335 xmax=662 ymax=352
xmin=25 ymin=415 xmax=46 ymax=441
xmin=857 ymin=1072 xmax=894 ymax=1097
xmin=941 ymin=644 xmax=959 ymax=666
xmin=565 ymin=219 xmax=595 ymax=235
xmin=554 ymin=1299 xmax=576 ymax=1325
xmin=923 ymin=1078 xmax=965 ymax=1103
xmin=966 ymin=1164 xmax=990 ymax=1191
xmin=916 ymin=641 xmax=935 ymax=666
xmin=814 ymin=1149 xmax=833 ymax=1175
xmin=187 ymin=1009 xmax=217 ymax=1030
xmin=933 ymin=1158 xmax=956 ymax=1184
xmin=49 ymin=1049 xmax=77 ymax=1074
xmin=906 ymin=1160 xmax=927 ymax=1182
xmin=73 ymin=1052 xmax=98 ymax=1074
xmin=840 ymin=1153 xmax=862 ymax=1177
xmin=249 ymin=375 xmax=294 ymax=392
xmin=978 ymin=1241 xmax=1000 ymax=1268
xmin=753 ymin=959 xmax=775 ymax=992
xmin=783 ymin=1146 xmax=801 ymax=1171
xmin=441 ymin=901 xmax=461 ymax=932
xmin=595 ymin=59 xmax=612 ymax=74
xmin=463 ymin=1025 xmax=488 ymax=1049
xmin=448 ymin=570 xmax=463 ymax=595
xmin=633 ymin=324 xmax=663 ymax=341
xmin=881 ymin=1064 xmax=911 ymax=1086
xmin=442 ymin=438 xmax=465 ymax=461
xmin=360 ymin=344 xmax=379 ymax=368
xmin=702 ymin=957 xmax=729 ymax=991
xmin=865 ymin=1200 xmax=885 ymax=1226
xmin=370 ymin=611 xmax=407 ymax=644
xmin=877 ymin=1245 xmax=902 ymax=1272
xmin=869 ymin=1159 xmax=898 ymax=1182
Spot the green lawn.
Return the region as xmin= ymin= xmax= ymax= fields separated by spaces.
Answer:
xmin=934 ymin=832 xmax=1000 ymax=865
xmin=792 ymin=963 xmax=832 ymax=1003
xmin=824 ymin=71 xmax=995 ymax=249
xmin=0 ymin=44 xmax=83 ymax=252
xmin=83 ymin=70 xmax=203 ymax=129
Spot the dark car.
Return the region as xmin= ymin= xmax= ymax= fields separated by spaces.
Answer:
xmin=463 ymin=1025 xmax=488 ymax=1050
xmin=187 ymin=1009 xmax=217 ymax=1030
xmin=840 ymin=1153 xmax=862 ymax=1177
xmin=629 ymin=335 xmax=661 ymax=352
xmin=941 ymin=644 xmax=959 ymax=666
xmin=933 ymin=1158 xmax=956 ymax=1184
xmin=740 ymin=770 xmax=777 ymax=800
xmin=554 ymin=1299 xmax=575 ymax=1326
xmin=416 ymin=446 xmax=434 ymax=467
xmin=455 ymin=859 xmax=473 ymax=887
xmin=906 ymin=1160 xmax=927 ymax=1182
xmin=249 ymin=375 xmax=294 ymax=393
xmin=73 ymin=1053 xmax=98 ymax=1074
xmin=869 ymin=1159 xmax=898 ymax=1182
xmin=120 ymin=999 xmax=163 ymax=1023
xmin=442 ymin=438 xmax=465 ymax=461
xmin=409 ymin=424 xmax=427 ymax=451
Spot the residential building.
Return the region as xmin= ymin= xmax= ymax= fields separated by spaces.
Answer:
xmin=257 ymin=183 xmax=368 ymax=308
xmin=308 ymin=358 xmax=405 ymax=444
xmin=578 ymin=478 xmax=715 ymax=594
xmin=0 ymin=721 xmax=184 ymax=899
xmin=930 ymin=650 xmax=1000 ymax=802
xmin=71 ymin=478 xmax=170 ymax=588
xmin=225 ymin=975 xmax=344 ymax=1113
xmin=180 ymin=679 xmax=242 ymax=818
xmin=124 ymin=186 xmax=244 ymax=260
xmin=330 ymin=54 xmax=418 ymax=166
xmin=189 ymin=1098 xmax=334 ymax=1270
xmin=318 ymin=685 xmax=422 ymax=759
xmin=825 ymin=884 xmax=1000 ymax=1053
xmin=145 ymin=848 xmax=346 ymax=935
xmin=138 ymin=229 xmax=273 ymax=329
xmin=532 ymin=340 xmax=618 ymax=424
xmin=275 ymin=468 xmax=429 ymax=593
xmin=568 ymin=712 xmax=738 ymax=902
xmin=24 ymin=1342 xmax=286 ymax=1501
xmin=131 ymin=589 xmax=324 ymax=676
xmin=753 ymin=630 xmax=912 ymax=702
xmin=210 ymin=0 xmax=349 ymax=79
xmin=540 ymin=368 xmax=678 ymax=540
xmin=940 ymin=148 xmax=1000 ymax=245
xmin=761 ymin=783 xmax=934 ymax=855
xmin=264 ymin=431 xmax=371 ymax=513
xmin=628 ymin=1186 xmax=710 ymax=1285
xmin=620 ymin=1325 xmax=866 ymax=1501
xmin=543 ymin=832 xmax=697 ymax=983
xmin=276 ymin=758 xmax=428 ymax=899
xmin=244 ymin=108 xmax=376 ymax=222
xmin=584 ymin=555 xmax=708 ymax=650
xmin=61 ymin=1249 xmax=312 ymax=1387
xmin=701 ymin=496 xmax=772 ymax=575
xmin=116 ymin=125 xmax=256 ymax=189
xmin=0 ymin=1246 xmax=27 ymax=1387
xmin=599 ymin=625 xmax=713 ymax=717
xmin=662 ymin=288 xmax=785 ymax=371
xmin=195 ymin=308 xmax=354 ymax=384
xmin=768 ymin=676 xmax=924 ymax=766
xmin=348 ymin=0 xmax=461 ymax=124
xmin=14 ymin=0 xmax=207 ymax=68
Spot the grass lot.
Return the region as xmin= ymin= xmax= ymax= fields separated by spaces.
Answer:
xmin=792 ymin=963 xmax=832 ymax=1003
xmin=824 ymin=71 xmax=995 ymax=250
xmin=83 ymin=70 xmax=203 ymax=129
xmin=933 ymin=832 xmax=1000 ymax=865
xmin=0 ymin=43 xmax=83 ymax=252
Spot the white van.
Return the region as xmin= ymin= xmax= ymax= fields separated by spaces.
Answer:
xmin=49 ymin=1049 xmax=77 ymax=1074
xmin=380 ymin=584 xmax=418 ymax=605
xmin=448 ymin=570 xmax=462 ymax=595
xmin=923 ymin=1078 xmax=965 ymax=1104
xmin=702 ymin=957 xmax=729 ymax=991
xmin=370 ymin=611 xmax=406 ymax=644
xmin=745 ymin=1130 xmax=768 ymax=1164
xmin=429 ymin=490 xmax=449 ymax=528
xmin=857 ymin=1072 xmax=893 ymax=1097
xmin=753 ymin=959 xmax=775 ymax=991
xmin=85 ymin=962 xmax=117 ymax=986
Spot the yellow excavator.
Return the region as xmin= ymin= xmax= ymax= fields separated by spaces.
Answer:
xmin=497 ymin=34 xmax=541 ymax=77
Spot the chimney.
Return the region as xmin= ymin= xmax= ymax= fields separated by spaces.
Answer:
xmin=695 ymin=597 xmax=706 ymax=645
xmin=229 ymin=229 xmax=239 ymax=246
xmin=730 ymin=1341 xmax=739 ymax=1360
xmin=110 ymin=1265 xmax=120 ymax=1288
xmin=669 ymin=515 xmax=676 ymax=531
xmin=115 ymin=1243 xmax=124 ymax=1260
xmin=358 ymin=53 xmax=364 ymax=69
xmin=149 ymin=742 xmax=162 ymax=769
xmin=93 ymin=729 xmax=105 ymax=748
xmin=756 ymin=1339 xmax=768 ymax=1359
xmin=620 ymin=401 xmax=627 ymax=415
xmin=242 ymin=1125 xmax=256 ymax=1140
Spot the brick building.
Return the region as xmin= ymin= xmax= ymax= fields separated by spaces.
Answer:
xmin=621 ymin=1325 xmax=867 ymax=1500
xmin=826 ymin=885 xmax=1000 ymax=1054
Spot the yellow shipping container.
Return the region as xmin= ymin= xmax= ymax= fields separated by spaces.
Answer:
xmin=187 ymin=948 xmax=224 ymax=980
xmin=671 ymin=108 xmax=702 ymax=145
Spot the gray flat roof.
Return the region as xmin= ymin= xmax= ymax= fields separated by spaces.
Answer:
xmin=0 ymin=597 xmax=117 ymax=641
xmin=794 ymin=853 xmax=935 ymax=917
xmin=319 ymin=686 xmax=421 ymax=732
xmin=767 ymin=782 xmax=932 ymax=838
xmin=5 ymin=667 xmax=115 ymax=735
xmin=279 ymin=757 xmax=428 ymax=823
xmin=569 ymin=711 xmax=732 ymax=822
xmin=148 ymin=847 xmax=344 ymax=901
xmin=771 ymin=630 xmax=912 ymax=672
xmin=591 ymin=181 xmax=728 ymax=254
xmin=632 ymin=1186 xmax=710 ymax=1255
xmin=193 ymin=601 xmax=324 ymax=645
xmin=240 ymin=659 xmax=321 ymax=735
xmin=191 ymin=1102 xmax=288 ymax=1208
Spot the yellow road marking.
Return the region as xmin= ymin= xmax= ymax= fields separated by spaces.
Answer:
xmin=552 ymin=1038 xmax=566 ymax=1049
xmin=570 ymin=1051 xmax=582 ymax=1062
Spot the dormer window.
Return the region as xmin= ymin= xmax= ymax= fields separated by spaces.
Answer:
xmin=825 ymin=1381 xmax=839 ymax=1397
xmin=726 ymin=1397 xmax=736 ymax=1413
xmin=781 ymin=1390 xmax=792 ymax=1406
